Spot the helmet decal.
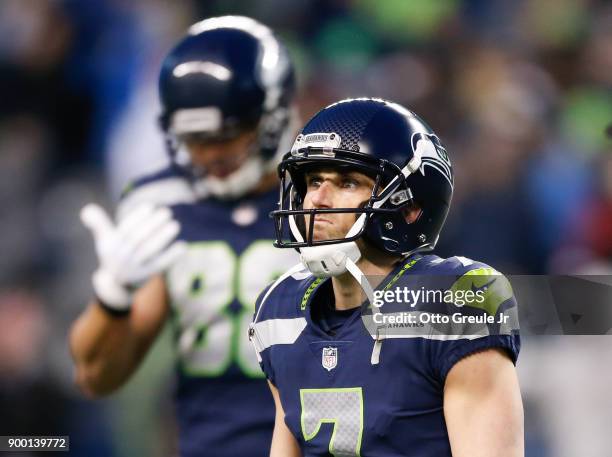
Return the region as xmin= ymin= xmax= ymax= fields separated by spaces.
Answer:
xmin=188 ymin=16 xmax=290 ymax=109
xmin=411 ymin=132 xmax=453 ymax=188
xmin=172 ymin=61 xmax=232 ymax=81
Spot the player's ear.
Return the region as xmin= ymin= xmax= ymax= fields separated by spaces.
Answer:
xmin=402 ymin=201 xmax=422 ymax=224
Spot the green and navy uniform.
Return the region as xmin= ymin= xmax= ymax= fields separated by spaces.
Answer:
xmin=250 ymin=254 xmax=520 ymax=457
xmin=120 ymin=165 xmax=297 ymax=457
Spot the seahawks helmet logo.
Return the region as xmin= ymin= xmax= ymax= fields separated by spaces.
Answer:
xmin=410 ymin=132 xmax=453 ymax=188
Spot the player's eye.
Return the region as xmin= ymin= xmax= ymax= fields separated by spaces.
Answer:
xmin=341 ymin=177 xmax=359 ymax=189
xmin=306 ymin=175 xmax=323 ymax=188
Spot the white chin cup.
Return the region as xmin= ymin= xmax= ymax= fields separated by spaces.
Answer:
xmin=299 ymin=242 xmax=362 ymax=278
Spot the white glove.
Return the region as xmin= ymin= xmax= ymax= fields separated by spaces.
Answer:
xmin=80 ymin=203 xmax=186 ymax=312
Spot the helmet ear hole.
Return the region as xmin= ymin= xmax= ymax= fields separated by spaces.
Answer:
xmin=401 ymin=202 xmax=422 ymax=224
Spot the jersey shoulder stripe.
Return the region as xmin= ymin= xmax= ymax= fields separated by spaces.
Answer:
xmin=251 ymin=264 xmax=317 ymax=357
xmin=116 ymin=165 xmax=195 ymax=220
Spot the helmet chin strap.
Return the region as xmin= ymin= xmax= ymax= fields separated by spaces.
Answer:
xmin=294 ymin=214 xmax=384 ymax=365
xmin=289 ymin=182 xmax=411 ymax=366
xmin=293 ymin=214 xmax=375 ymax=305
xmin=289 ymin=169 xmax=403 ymax=298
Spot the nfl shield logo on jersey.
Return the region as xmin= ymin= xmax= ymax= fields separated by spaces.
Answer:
xmin=322 ymin=347 xmax=338 ymax=371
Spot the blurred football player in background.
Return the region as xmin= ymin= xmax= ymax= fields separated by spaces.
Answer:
xmin=70 ymin=16 xmax=298 ymax=457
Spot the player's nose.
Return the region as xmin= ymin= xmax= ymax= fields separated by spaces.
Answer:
xmin=310 ymin=181 xmax=334 ymax=209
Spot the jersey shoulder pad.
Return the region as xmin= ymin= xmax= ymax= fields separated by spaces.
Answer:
xmin=416 ymin=254 xmax=493 ymax=274
xmin=117 ymin=165 xmax=195 ymax=220
xmin=424 ymin=255 xmax=515 ymax=317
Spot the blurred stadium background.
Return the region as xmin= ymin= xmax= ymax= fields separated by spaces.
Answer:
xmin=0 ymin=0 xmax=610 ymax=455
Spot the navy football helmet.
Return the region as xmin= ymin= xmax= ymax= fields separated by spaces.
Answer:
xmin=158 ymin=16 xmax=296 ymax=198
xmin=272 ymin=98 xmax=453 ymax=257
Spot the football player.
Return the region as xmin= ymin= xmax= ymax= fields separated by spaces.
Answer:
xmin=250 ymin=98 xmax=523 ymax=456
xmin=70 ymin=16 xmax=298 ymax=457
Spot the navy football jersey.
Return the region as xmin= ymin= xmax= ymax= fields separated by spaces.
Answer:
xmin=251 ymin=254 xmax=520 ymax=457
xmin=116 ymin=165 xmax=197 ymax=221
xmin=121 ymin=166 xmax=298 ymax=457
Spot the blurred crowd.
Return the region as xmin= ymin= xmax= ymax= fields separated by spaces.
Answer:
xmin=0 ymin=0 xmax=610 ymax=456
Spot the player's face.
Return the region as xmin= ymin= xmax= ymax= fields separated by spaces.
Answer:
xmin=184 ymin=129 xmax=258 ymax=178
xmin=302 ymin=167 xmax=375 ymax=241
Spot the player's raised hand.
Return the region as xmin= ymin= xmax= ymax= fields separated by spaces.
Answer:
xmin=80 ymin=203 xmax=186 ymax=312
